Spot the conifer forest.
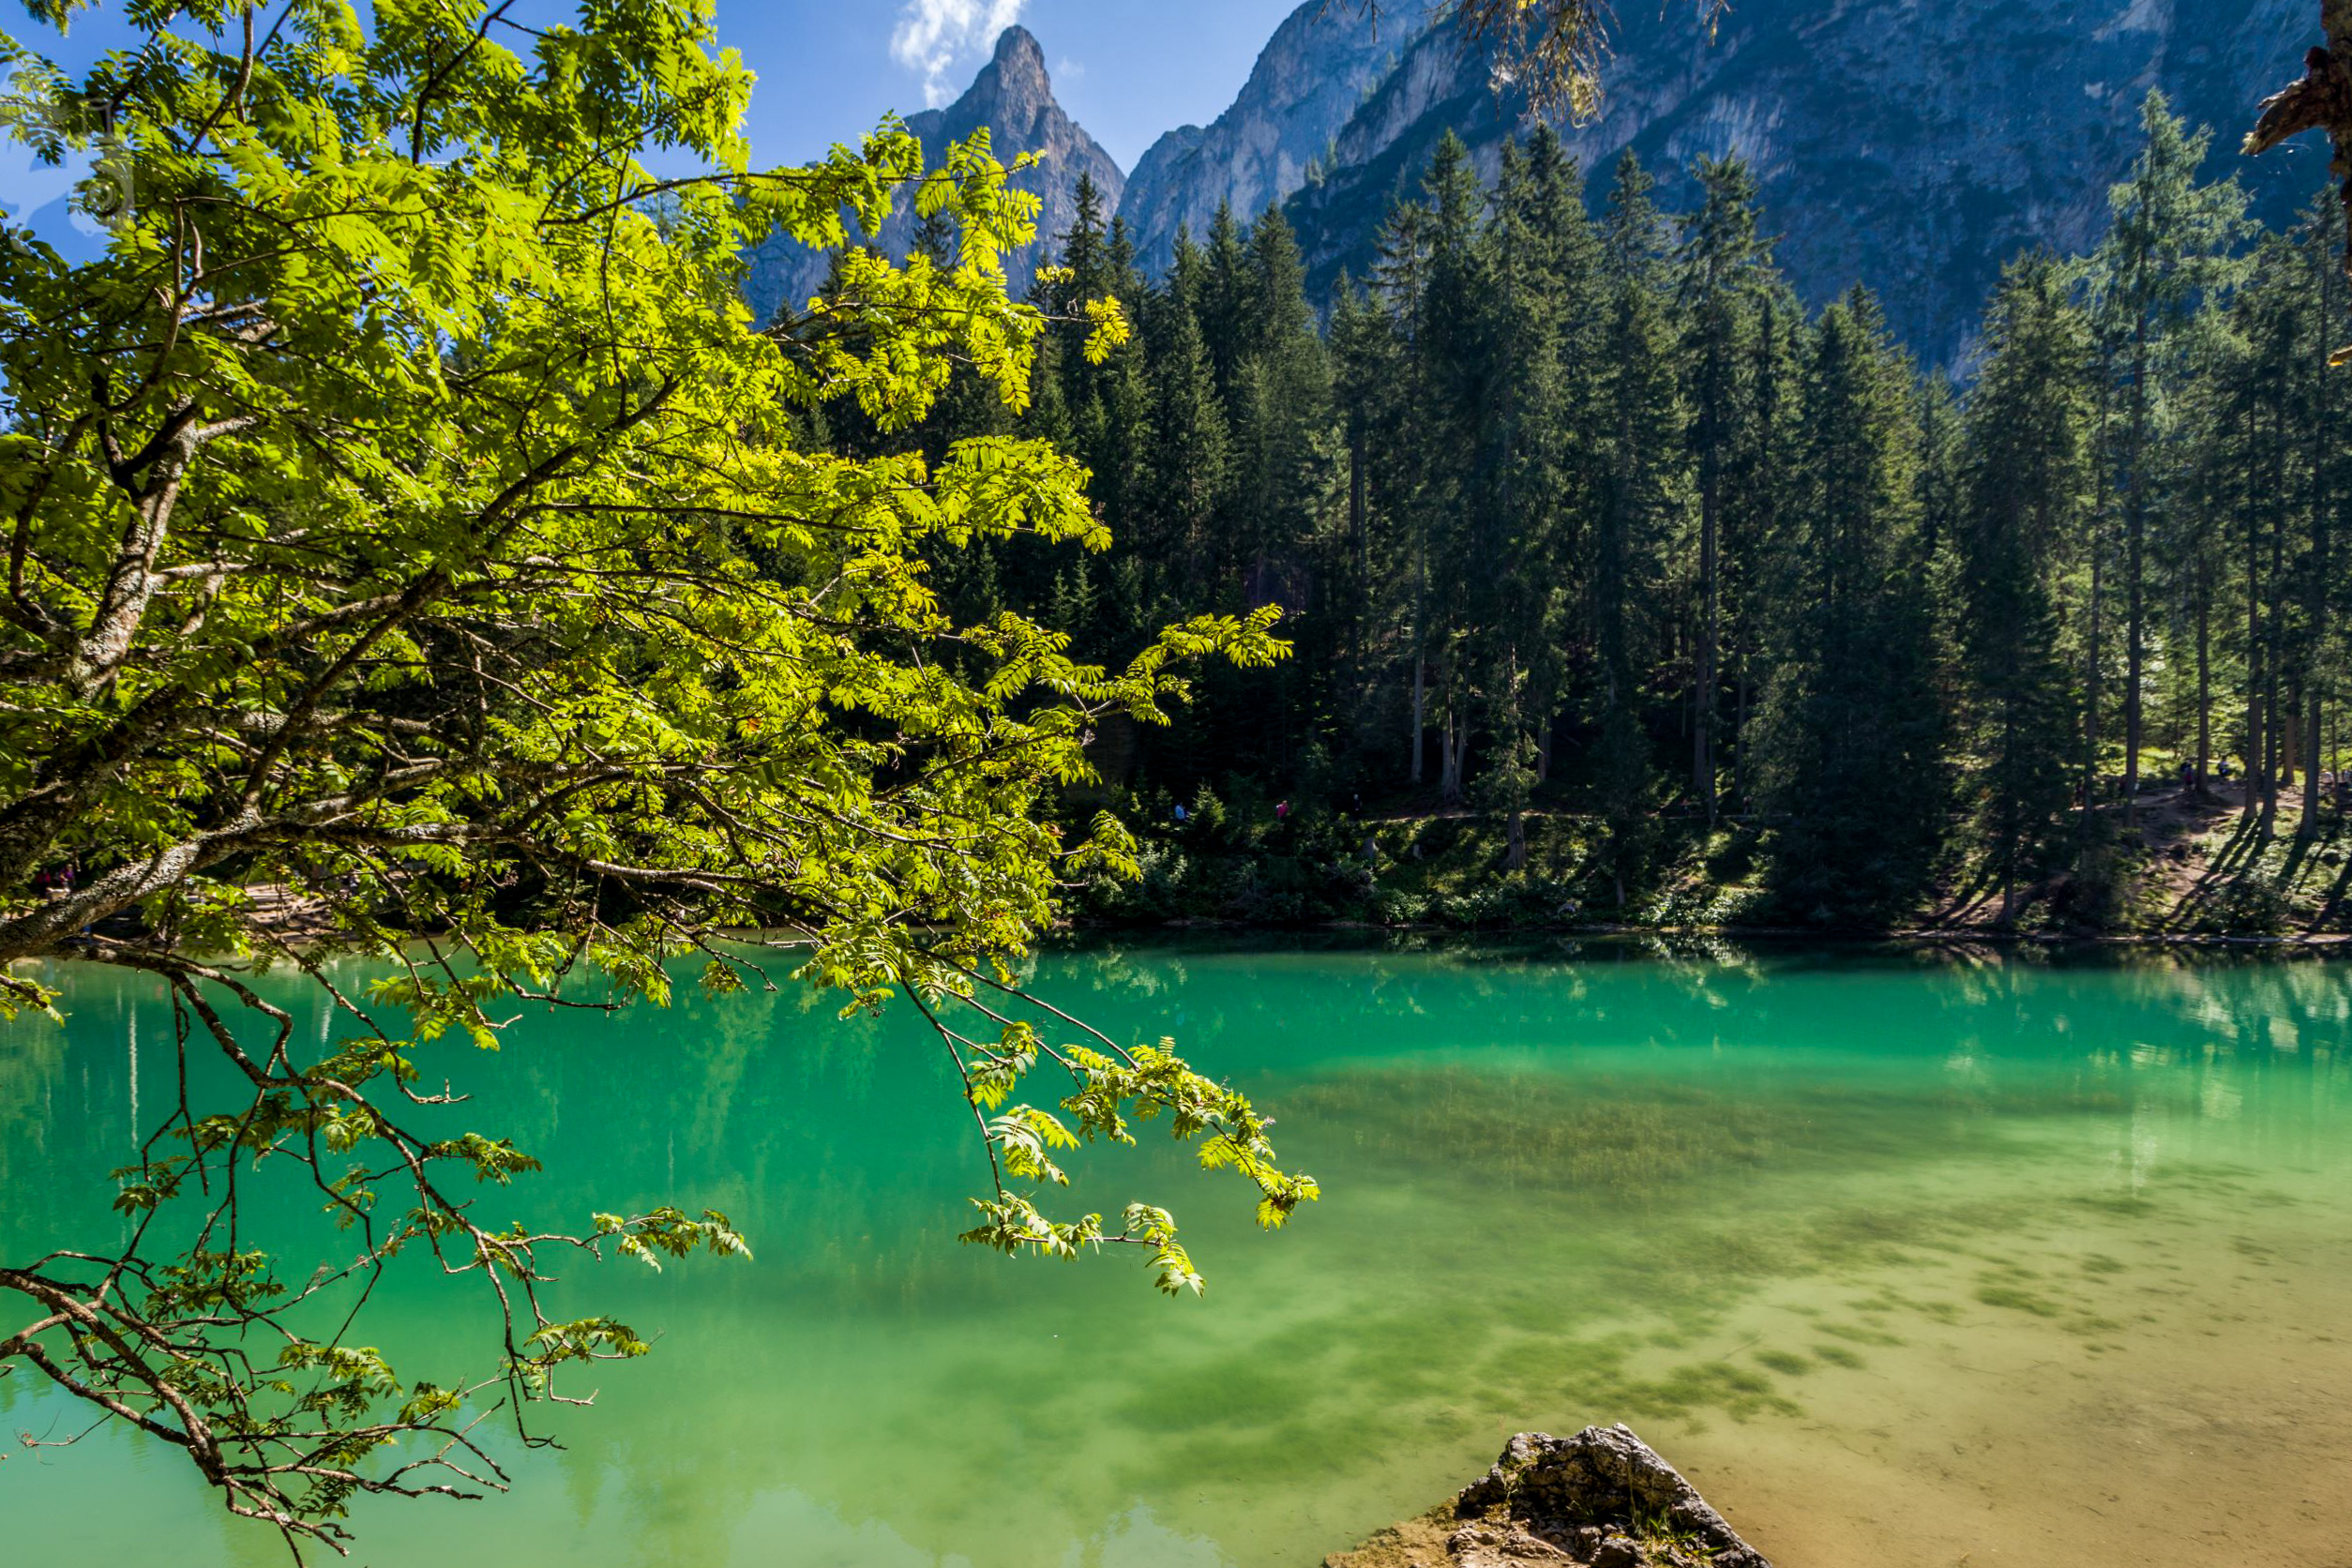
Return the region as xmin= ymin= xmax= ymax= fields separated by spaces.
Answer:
xmin=829 ymin=98 xmax=2352 ymax=935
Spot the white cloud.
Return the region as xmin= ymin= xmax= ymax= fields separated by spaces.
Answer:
xmin=891 ymin=0 xmax=1027 ymax=108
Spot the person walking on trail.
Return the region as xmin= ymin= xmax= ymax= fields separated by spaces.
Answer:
xmin=1274 ymin=800 xmax=1291 ymax=823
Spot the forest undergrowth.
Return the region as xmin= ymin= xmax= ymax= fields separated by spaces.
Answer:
xmin=1076 ymin=769 xmax=2352 ymax=940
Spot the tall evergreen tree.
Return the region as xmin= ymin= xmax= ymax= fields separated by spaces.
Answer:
xmin=1589 ymin=150 xmax=1684 ymax=865
xmin=1415 ymin=132 xmax=1491 ymax=803
xmin=1759 ymin=292 xmax=1946 ymax=924
xmin=1675 ymin=156 xmax=1772 ymax=827
xmin=2078 ymin=91 xmax=2251 ymax=820
xmin=1962 ymin=258 xmax=2095 ymax=918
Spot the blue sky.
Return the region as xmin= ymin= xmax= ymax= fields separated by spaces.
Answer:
xmin=2 ymin=1 xmax=1322 ymax=175
xmin=1 ymin=0 xmax=1330 ymax=254
xmin=742 ymin=1 xmax=1325 ymax=170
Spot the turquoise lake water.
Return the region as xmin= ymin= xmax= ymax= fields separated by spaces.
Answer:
xmin=3 ymin=938 xmax=2348 ymax=1566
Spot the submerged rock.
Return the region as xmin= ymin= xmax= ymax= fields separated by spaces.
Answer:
xmin=1325 ymin=1426 xmax=1772 ymax=1568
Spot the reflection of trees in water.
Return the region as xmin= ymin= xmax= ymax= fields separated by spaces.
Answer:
xmin=0 ymin=1012 xmax=68 ymax=1224
xmin=0 ymin=965 xmax=158 ymax=1242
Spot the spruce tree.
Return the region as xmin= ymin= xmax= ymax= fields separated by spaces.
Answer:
xmin=1418 ymin=132 xmax=1491 ymax=804
xmin=1520 ymin=127 xmax=1608 ymax=788
xmin=1759 ymin=291 xmax=1946 ymax=925
xmin=1962 ymin=257 xmax=2095 ymax=919
xmin=1141 ymin=284 xmax=1231 ymax=611
xmin=1589 ymin=150 xmax=1684 ymax=868
xmin=1675 ymin=156 xmax=1772 ymax=827
xmin=1200 ymin=200 xmax=1253 ymax=404
xmin=2078 ymin=91 xmax=2251 ymax=820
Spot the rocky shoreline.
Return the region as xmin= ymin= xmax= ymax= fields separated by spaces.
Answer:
xmin=1324 ymin=1427 xmax=1772 ymax=1568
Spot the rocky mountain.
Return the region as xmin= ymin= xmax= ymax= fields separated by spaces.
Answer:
xmin=1275 ymin=0 xmax=2317 ymax=361
xmin=1116 ymin=2 xmax=1427 ymax=274
xmin=742 ymin=27 xmax=1124 ymax=326
xmin=747 ymin=6 xmax=2321 ymax=360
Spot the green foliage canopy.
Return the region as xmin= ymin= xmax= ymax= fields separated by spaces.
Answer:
xmin=0 ymin=0 xmax=1303 ymax=1550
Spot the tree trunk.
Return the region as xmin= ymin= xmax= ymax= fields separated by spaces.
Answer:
xmin=2085 ymin=529 xmax=2104 ymax=838
xmin=1733 ymin=641 xmax=1750 ymax=813
xmin=2266 ymin=397 xmax=2291 ymax=829
xmin=2247 ymin=423 xmax=2266 ymax=823
xmin=1411 ymin=656 xmax=1426 ymax=785
xmin=1998 ymin=709 xmax=2019 ymax=925
xmin=1440 ymin=701 xmax=1464 ymax=805
xmin=2307 ymin=214 xmax=2337 ymax=837
xmin=1696 ymin=485 xmax=1719 ymax=828
xmin=1349 ymin=427 xmax=1368 ymax=670
xmin=1411 ymin=539 xmax=1427 ymax=786
xmin=2196 ymin=594 xmax=2213 ymax=794
xmin=2124 ymin=323 xmax=2148 ymax=825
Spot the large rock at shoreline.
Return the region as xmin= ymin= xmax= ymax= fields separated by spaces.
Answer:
xmin=1326 ymin=1426 xmax=1773 ymax=1568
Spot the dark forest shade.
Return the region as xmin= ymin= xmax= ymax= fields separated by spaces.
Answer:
xmin=814 ymin=94 xmax=2348 ymax=930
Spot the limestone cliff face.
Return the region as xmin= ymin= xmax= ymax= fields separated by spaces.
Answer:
xmin=1253 ymin=0 xmax=2317 ymax=361
xmin=1117 ymin=2 xmax=1423 ymax=272
xmin=743 ymin=28 xmax=1125 ymax=324
xmin=752 ymin=7 xmax=2321 ymax=358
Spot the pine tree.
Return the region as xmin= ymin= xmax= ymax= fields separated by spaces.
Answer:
xmin=1498 ymin=125 xmax=1603 ymax=791
xmin=2078 ymin=91 xmax=2251 ymax=821
xmin=1328 ymin=273 xmax=1395 ymax=764
xmin=1588 ymin=150 xmax=1684 ymax=868
xmin=1759 ymin=291 xmax=1946 ymax=924
xmin=1675 ymin=156 xmax=1771 ymax=827
xmin=1141 ymin=282 xmax=1230 ymax=611
xmin=1417 ymin=131 xmax=1491 ymax=804
xmin=1522 ymin=127 xmax=1608 ymax=788
xmin=1200 ymin=200 xmax=1252 ymax=404
xmin=1962 ymin=257 xmax=2095 ymax=919
xmin=1478 ymin=138 xmax=1574 ymax=866
xmin=1365 ymin=197 xmax=1436 ymax=784
xmin=1227 ymin=206 xmax=1332 ymax=575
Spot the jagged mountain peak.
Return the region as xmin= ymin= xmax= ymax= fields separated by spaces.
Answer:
xmin=742 ymin=25 xmax=1123 ymax=325
xmin=962 ymin=24 xmax=1056 ymax=126
xmin=991 ymin=24 xmax=1047 ymax=71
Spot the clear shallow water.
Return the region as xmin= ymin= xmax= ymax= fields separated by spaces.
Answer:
xmin=3 ymin=938 xmax=2350 ymax=1567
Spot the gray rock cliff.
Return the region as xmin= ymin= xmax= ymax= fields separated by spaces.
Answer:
xmin=1269 ymin=0 xmax=2315 ymax=360
xmin=1117 ymin=1 xmax=1426 ymax=271
xmin=743 ymin=27 xmax=1125 ymax=324
xmin=746 ymin=6 xmax=2323 ymax=359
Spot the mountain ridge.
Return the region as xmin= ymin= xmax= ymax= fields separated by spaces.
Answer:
xmin=751 ymin=6 xmax=2324 ymax=360
xmin=1275 ymin=0 xmax=2316 ymax=360
xmin=1116 ymin=2 xmax=1424 ymax=274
